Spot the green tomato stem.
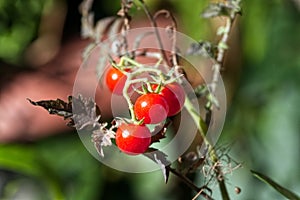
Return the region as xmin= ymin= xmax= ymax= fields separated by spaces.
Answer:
xmin=121 ymin=58 xmax=166 ymax=123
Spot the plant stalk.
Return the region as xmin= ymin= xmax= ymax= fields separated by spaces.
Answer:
xmin=167 ymin=167 xmax=213 ymax=200
xmin=138 ymin=0 xmax=170 ymax=66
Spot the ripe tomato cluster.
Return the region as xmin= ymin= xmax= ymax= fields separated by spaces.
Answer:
xmin=134 ymin=82 xmax=185 ymax=124
xmin=105 ymin=64 xmax=185 ymax=155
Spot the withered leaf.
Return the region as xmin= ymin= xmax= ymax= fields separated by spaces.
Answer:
xmin=186 ymin=41 xmax=217 ymax=58
xmin=28 ymin=95 xmax=101 ymax=129
xmin=28 ymin=95 xmax=115 ymax=158
xmin=150 ymin=121 xmax=171 ymax=144
xmin=91 ymin=123 xmax=115 ymax=157
xmin=201 ymin=2 xmax=242 ymax=19
xmin=202 ymin=3 xmax=230 ymax=18
xmin=27 ymin=97 xmax=72 ymax=119
xmin=144 ymin=148 xmax=171 ymax=183
xmin=71 ymin=95 xmax=101 ymax=131
xmin=178 ymin=151 xmax=206 ymax=175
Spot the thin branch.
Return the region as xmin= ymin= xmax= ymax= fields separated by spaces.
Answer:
xmin=79 ymin=0 xmax=95 ymax=39
xmin=154 ymin=10 xmax=182 ymax=77
xmin=138 ymin=0 xmax=170 ymax=66
xmin=118 ymin=56 xmax=166 ymax=122
xmin=208 ymin=6 xmax=240 ymax=199
xmin=216 ymin=166 xmax=230 ymax=200
xmin=192 ymin=187 xmax=213 ymax=200
xmin=118 ymin=0 xmax=133 ymax=56
xmin=210 ymin=15 xmax=237 ymax=94
xmin=167 ymin=167 xmax=213 ymax=200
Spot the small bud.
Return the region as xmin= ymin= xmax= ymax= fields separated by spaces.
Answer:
xmin=235 ymin=186 xmax=241 ymax=194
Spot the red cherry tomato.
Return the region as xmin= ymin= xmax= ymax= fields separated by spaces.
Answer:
xmin=105 ymin=67 xmax=127 ymax=95
xmin=115 ymin=123 xmax=151 ymax=155
xmin=134 ymin=93 xmax=169 ymax=124
xmin=152 ymin=82 xmax=185 ymax=116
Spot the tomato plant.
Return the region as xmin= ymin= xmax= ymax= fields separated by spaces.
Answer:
xmin=152 ymin=82 xmax=185 ymax=116
xmin=115 ymin=123 xmax=151 ymax=155
xmin=28 ymin=0 xmax=249 ymax=199
xmin=134 ymin=93 xmax=169 ymax=124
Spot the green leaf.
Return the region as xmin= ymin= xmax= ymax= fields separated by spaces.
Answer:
xmin=251 ymin=170 xmax=300 ymax=200
xmin=0 ymin=144 xmax=41 ymax=177
xmin=36 ymin=135 xmax=104 ymax=200
xmin=0 ymin=144 xmax=65 ymax=200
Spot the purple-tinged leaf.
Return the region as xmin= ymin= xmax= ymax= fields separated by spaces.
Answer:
xmin=27 ymin=97 xmax=72 ymax=119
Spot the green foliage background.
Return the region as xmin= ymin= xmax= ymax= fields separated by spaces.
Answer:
xmin=0 ymin=0 xmax=47 ymax=65
xmin=0 ymin=0 xmax=299 ymax=199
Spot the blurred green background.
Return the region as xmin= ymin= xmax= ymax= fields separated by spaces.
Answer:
xmin=0 ymin=0 xmax=299 ymax=199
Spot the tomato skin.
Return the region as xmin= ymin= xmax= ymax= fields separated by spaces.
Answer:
xmin=105 ymin=67 xmax=127 ymax=95
xmin=152 ymin=82 xmax=185 ymax=116
xmin=134 ymin=93 xmax=169 ymax=124
xmin=115 ymin=123 xmax=151 ymax=155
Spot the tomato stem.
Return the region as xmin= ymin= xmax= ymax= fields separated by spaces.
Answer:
xmin=119 ymin=56 xmax=143 ymax=68
xmin=121 ymin=57 xmax=167 ymax=123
